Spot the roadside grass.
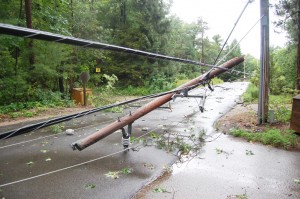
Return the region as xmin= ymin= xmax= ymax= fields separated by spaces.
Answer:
xmin=230 ymin=128 xmax=297 ymax=149
xmin=0 ymin=93 xmax=74 ymax=118
xmin=242 ymin=83 xmax=259 ymax=103
xmin=1 ymin=76 xmax=224 ymax=118
xmin=242 ymin=83 xmax=292 ymax=122
xmin=229 ymin=83 xmax=298 ymax=150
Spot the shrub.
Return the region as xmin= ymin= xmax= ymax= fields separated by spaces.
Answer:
xmin=242 ymin=83 xmax=259 ymax=103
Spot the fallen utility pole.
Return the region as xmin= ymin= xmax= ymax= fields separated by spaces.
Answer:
xmin=72 ymin=57 xmax=244 ymax=151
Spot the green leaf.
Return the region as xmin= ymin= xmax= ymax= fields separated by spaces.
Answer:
xmin=85 ymin=183 xmax=96 ymax=189
xmin=26 ymin=161 xmax=34 ymax=166
xmin=215 ymin=148 xmax=224 ymax=154
xmin=105 ymin=171 xmax=120 ymax=179
xmin=245 ymin=150 xmax=254 ymax=156
xmin=40 ymin=149 xmax=48 ymax=153
xmin=121 ymin=167 xmax=133 ymax=175
xmin=153 ymin=187 xmax=167 ymax=193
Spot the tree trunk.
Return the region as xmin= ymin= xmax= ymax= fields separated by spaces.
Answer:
xmin=59 ymin=76 xmax=65 ymax=96
xmin=120 ymin=0 xmax=126 ymax=25
xmin=19 ymin=0 xmax=23 ymax=18
xmin=25 ymin=0 xmax=35 ymax=67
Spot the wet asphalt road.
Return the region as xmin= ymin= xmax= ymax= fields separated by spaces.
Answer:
xmin=140 ymin=134 xmax=300 ymax=199
xmin=2 ymin=82 xmax=297 ymax=199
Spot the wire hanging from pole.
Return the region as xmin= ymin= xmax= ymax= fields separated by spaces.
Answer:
xmin=213 ymin=0 xmax=254 ymax=65
xmin=216 ymin=15 xmax=264 ymax=66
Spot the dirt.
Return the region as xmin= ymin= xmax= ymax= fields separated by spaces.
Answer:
xmin=0 ymin=95 xmax=137 ymax=127
xmin=0 ymin=106 xmax=89 ymax=127
xmin=216 ymin=103 xmax=300 ymax=150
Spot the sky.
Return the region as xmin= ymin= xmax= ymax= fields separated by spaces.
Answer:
xmin=170 ymin=0 xmax=288 ymax=58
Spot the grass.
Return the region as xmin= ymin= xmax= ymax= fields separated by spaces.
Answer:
xmin=211 ymin=77 xmax=224 ymax=85
xmin=242 ymin=83 xmax=259 ymax=103
xmin=230 ymin=128 xmax=297 ymax=149
xmin=242 ymin=83 xmax=292 ymax=122
xmin=0 ymin=99 xmax=74 ymax=119
xmin=50 ymin=124 xmax=64 ymax=134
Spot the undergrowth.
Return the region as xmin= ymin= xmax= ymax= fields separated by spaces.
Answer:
xmin=242 ymin=83 xmax=292 ymax=122
xmin=0 ymin=91 xmax=74 ymax=118
xmin=230 ymin=128 xmax=297 ymax=149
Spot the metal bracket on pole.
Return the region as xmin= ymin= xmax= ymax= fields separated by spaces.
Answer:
xmin=121 ymin=122 xmax=133 ymax=149
xmin=199 ymin=90 xmax=207 ymax=113
xmin=172 ymin=88 xmax=204 ymax=101
xmin=172 ymin=88 xmax=207 ymax=112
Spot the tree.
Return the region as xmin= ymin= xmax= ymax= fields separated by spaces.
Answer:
xmin=25 ymin=0 xmax=34 ymax=67
xmin=275 ymin=0 xmax=300 ymax=91
xmin=219 ymin=39 xmax=243 ymax=81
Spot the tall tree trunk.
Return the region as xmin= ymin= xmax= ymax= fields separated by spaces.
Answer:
xmin=59 ymin=76 xmax=65 ymax=97
xmin=120 ymin=0 xmax=126 ymax=25
xmin=297 ymin=0 xmax=300 ymax=91
xmin=19 ymin=0 xmax=23 ymax=19
xmin=25 ymin=0 xmax=35 ymax=67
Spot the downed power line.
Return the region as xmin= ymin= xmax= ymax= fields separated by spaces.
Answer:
xmin=72 ymin=56 xmax=245 ymax=151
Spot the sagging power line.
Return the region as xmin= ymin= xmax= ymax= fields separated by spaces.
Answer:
xmin=0 ymin=23 xmax=214 ymax=67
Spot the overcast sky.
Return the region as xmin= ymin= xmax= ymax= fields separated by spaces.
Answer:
xmin=170 ymin=0 xmax=287 ymax=58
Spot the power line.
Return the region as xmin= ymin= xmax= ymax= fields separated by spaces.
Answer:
xmin=216 ymin=16 xmax=264 ymax=66
xmin=0 ymin=119 xmax=179 ymax=188
xmin=0 ymin=119 xmax=115 ymax=150
xmin=213 ymin=0 xmax=254 ymax=65
xmin=0 ymin=81 xmax=211 ymax=140
xmin=0 ymin=23 xmax=214 ymax=67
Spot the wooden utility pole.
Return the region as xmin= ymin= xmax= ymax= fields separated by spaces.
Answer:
xmin=258 ymin=0 xmax=270 ymax=124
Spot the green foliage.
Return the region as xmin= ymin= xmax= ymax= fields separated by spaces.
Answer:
xmin=116 ymin=86 xmax=151 ymax=96
xmin=274 ymin=0 xmax=299 ymax=43
xmin=230 ymin=128 xmax=297 ymax=149
xmin=242 ymin=83 xmax=259 ymax=103
xmin=0 ymin=89 xmax=74 ymax=115
xmin=105 ymin=171 xmax=120 ymax=179
xmin=270 ymin=47 xmax=297 ymax=94
xmin=85 ymin=184 xmax=96 ymax=189
xmin=269 ymin=95 xmax=292 ymax=122
xmin=242 ymin=84 xmax=292 ymax=122
xmin=120 ymin=167 xmax=133 ymax=175
xmin=211 ymin=77 xmax=224 ymax=85
xmin=105 ymin=106 xmax=124 ymax=113
xmin=105 ymin=167 xmax=133 ymax=179
xmin=245 ymin=150 xmax=254 ymax=156
xmin=23 ymin=111 xmax=35 ymax=117
xmin=50 ymin=125 xmax=64 ymax=134
xmin=153 ymin=187 xmax=168 ymax=193
xmin=1 ymin=0 xmax=295 ymax=109
xmin=249 ymin=46 xmax=297 ymax=96
xmin=26 ymin=161 xmax=34 ymax=166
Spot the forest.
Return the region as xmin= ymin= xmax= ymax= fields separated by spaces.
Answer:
xmin=0 ymin=0 xmax=298 ymax=110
